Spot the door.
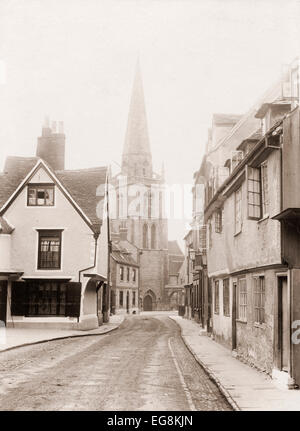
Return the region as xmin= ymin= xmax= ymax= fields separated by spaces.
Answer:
xmin=0 ymin=281 xmax=8 ymax=326
xmin=207 ymin=278 xmax=212 ymax=333
xmin=143 ymin=295 xmax=152 ymax=311
xmin=279 ymin=277 xmax=289 ymax=371
xmin=126 ymin=291 xmax=129 ymax=313
xmin=232 ymin=282 xmax=237 ymax=351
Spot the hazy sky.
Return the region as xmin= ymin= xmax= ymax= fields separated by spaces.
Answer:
xmin=0 ymin=0 xmax=299 ymax=243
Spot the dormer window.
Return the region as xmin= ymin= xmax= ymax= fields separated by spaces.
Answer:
xmin=28 ymin=184 xmax=54 ymax=206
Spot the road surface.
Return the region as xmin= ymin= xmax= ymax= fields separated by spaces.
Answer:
xmin=0 ymin=314 xmax=231 ymax=411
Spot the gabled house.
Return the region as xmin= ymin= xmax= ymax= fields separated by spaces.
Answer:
xmin=0 ymin=121 xmax=109 ymax=330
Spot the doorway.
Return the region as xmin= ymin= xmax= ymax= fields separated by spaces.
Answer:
xmin=232 ymin=281 xmax=237 ymax=351
xmin=0 ymin=281 xmax=7 ymax=326
xmin=143 ymin=295 xmax=152 ymax=311
xmin=278 ymin=276 xmax=289 ymax=372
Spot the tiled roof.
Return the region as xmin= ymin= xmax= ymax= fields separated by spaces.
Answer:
xmin=168 ymin=240 xmax=183 ymax=256
xmin=111 ymin=241 xmax=139 ymax=267
xmin=169 ymin=259 xmax=184 ymax=275
xmin=56 ymin=166 xmax=107 ymax=227
xmin=0 ymin=156 xmax=108 ymax=231
xmin=0 ymin=156 xmax=39 ymax=208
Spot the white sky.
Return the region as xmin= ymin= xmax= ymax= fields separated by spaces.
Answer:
xmin=0 ymin=0 xmax=299 ymax=244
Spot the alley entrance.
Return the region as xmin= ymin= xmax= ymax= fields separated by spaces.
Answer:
xmin=278 ymin=276 xmax=289 ymax=372
xmin=0 ymin=281 xmax=7 ymax=326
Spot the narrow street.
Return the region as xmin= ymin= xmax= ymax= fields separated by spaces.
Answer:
xmin=0 ymin=314 xmax=231 ymax=411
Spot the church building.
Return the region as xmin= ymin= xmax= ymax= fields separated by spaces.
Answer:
xmin=110 ymin=62 xmax=171 ymax=311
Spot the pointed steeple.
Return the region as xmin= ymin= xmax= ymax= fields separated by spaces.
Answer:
xmin=122 ymin=59 xmax=152 ymax=178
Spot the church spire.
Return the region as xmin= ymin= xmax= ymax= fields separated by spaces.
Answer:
xmin=122 ymin=59 xmax=152 ymax=178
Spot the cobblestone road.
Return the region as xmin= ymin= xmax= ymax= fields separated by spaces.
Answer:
xmin=0 ymin=314 xmax=232 ymax=411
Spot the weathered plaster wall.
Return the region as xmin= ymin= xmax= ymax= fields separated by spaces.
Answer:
xmin=208 ymin=150 xmax=282 ymax=277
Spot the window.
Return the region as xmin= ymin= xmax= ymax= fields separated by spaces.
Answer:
xmin=120 ymin=266 xmax=124 ymax=281
xmin=254 ymin=276 xmax=265 ymax=324
xmin=127 ymin=267 xmax=130 ymax=282
xmin=27 ymin=281 xmax=66 ymax=316
xmin=143 ymin=224 xmax=148 ymax=248
xmin=234 ymin=187 xmax=242 ymax=234
xmin=151 ymin=224 xmax=156 ymax=249
xmin=223 ymin=278 xmax=230 ymax=316
xmin=148 ymin=191 xmax=152 ymax=218
xmin=119 ymin=290 xmax=123 ymax=307
xmin=38 ymin=230 xmax=62 ymax=269
xmin=247 ymin=167 xmax=261 ymax=220
xmin=208 ymin=220 xmax=212 ymax=249
xmin=132 ymin=268 xmax=136 ymax=283
xmin=214 ymin=280 xmax=219 ymax=314
xmin=261 ymin=162 xmax=269 ymax=216
xmin=28 ymin=184 xmax=54 ymax=206
xmin=237 ymin=278 xmax=247 ymax=321
xmin=133 ymin=291 xmax=136 ymax=306
xmin=215 ymin=210 xmax=222 ymax=233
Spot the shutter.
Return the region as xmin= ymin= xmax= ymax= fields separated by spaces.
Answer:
xmin=11 ymin=281 xmax=27 ymax=316
xmin=65 ymin=282 xmax=81 ymax=317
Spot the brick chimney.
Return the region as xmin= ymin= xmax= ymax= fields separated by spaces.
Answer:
xmin=36 ymin=117 xmax=65 ymax=171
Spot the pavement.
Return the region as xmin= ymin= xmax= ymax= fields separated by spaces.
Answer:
xmin=0 ymin=314 xmax=125 ymax=353
xmin=170 ymin=315 xmax=300 ymax=411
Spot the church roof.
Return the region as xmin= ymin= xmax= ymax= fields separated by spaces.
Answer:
xmin=169 ymin=260 xmax=184 ymax=276
xmin=168 ymin=240 xmax=183 ymax=256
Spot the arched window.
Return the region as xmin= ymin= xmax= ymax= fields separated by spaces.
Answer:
xmin=151 ymin=224 xmax=156 ymax=249
xmin=143 ymin=224 xmax=148 ymax=249
xmin=148 ymin=190 xmax=152 ymax=218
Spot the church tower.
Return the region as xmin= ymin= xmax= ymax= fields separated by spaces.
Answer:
xmin=111 ymin=60 xmax=169 ymax=311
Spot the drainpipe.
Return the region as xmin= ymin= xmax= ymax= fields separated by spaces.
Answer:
xmin=138 ymin=250 xmax=143 ymax=313
xmin=78 ymin=232 xmax=99 ymax=283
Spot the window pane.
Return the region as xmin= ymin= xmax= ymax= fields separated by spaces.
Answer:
xmin=45 ymin=188 xmax=54 ymax=206
xmin=28 ymin=188 xmax=36 ymax=205
xmin=27 ymin=185 xmax=54 ymax=206
xmin=37 ymin=189 xmax=46 ymax=205
xmin=39 ymin=232 xmax=61 ymax=269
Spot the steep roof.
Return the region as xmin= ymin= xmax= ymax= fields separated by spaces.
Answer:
xmin=168 ymin=240 xmax=183 ymax=256
xmin=0 ymin=156 xmax=39 ymax=208
xmin=0 ymin=156 xmax=108 ymax=232
xmin=56 ymin=166 xmax=107 ymax=227
xmin=122 ymin=60 xmax=151 ymax=157
xmin=169 ymin=259 xmax=184 ymax=276
xmin=111 ymin=241 xmax=139 ymax=267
